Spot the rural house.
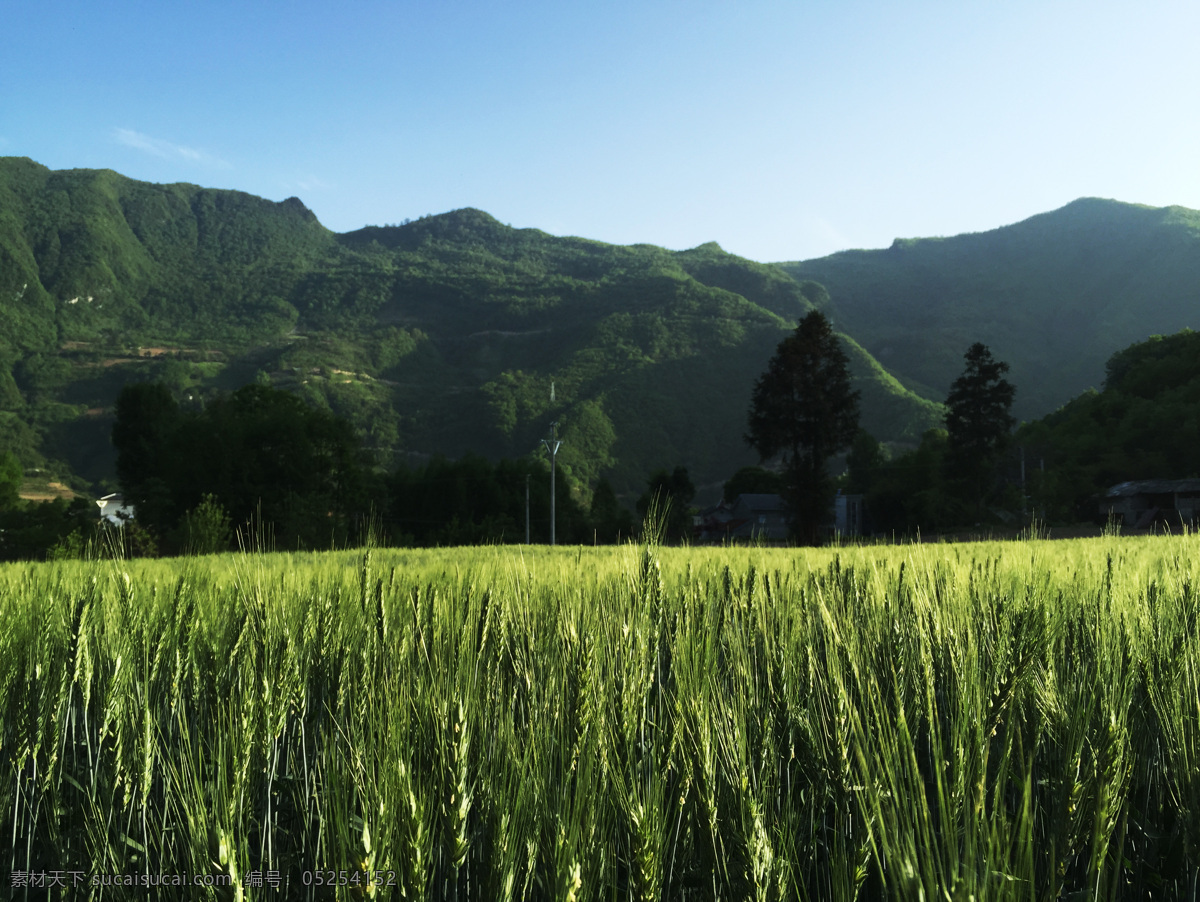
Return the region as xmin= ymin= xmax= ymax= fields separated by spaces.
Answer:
xmin=96 ymin=493 xmax=136 ymax=527
xmin=1102 ymin=479 xmax=1200 ymax=530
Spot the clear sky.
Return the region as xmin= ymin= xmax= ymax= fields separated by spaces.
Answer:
xmin=4 ymin=0 xmax=1199 ymax=262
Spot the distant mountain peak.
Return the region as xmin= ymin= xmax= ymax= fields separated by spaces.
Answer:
xmin=277 ymin=196 xmax=318 ymax=221
xmin=410 ymin=206 xmax=511 ymax=235
xmin=1016 ymin=196 xmax=1177 ymax=232
xmin=436 ymin=207 xmax=502 ymax=226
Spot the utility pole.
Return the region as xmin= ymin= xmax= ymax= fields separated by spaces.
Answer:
xmin=1020 ymin=445 xmax=1027 ymax=523
xmin=541 ymin=421 xmax=562 ymax=545
xmin=525 ymin=473 xmax=530 ymax=544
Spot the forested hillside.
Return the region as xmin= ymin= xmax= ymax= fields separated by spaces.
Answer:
xmin=0 ymin=158 xmax=940 ymax=499
xmin=1019 ymin=328 xmax=1200 ymax=520
xmin=779 ymin=197 xmax=1200 ymax=419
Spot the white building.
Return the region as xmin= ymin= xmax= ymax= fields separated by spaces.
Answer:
xmin=96 ymin=493 xmax=136 ymax=527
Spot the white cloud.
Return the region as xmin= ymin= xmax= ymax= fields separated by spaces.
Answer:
xmin=114 ymin=128 xmax=230 ymax=169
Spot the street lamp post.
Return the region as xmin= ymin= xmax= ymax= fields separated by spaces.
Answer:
xmin=541 ymin=421 xmax=562 ymax=545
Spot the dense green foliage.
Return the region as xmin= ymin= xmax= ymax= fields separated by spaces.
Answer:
xmin=4 ymin=537 xmax=1200 ymax=898
xmin=385 ymin=453 xmax=591 ymax=546
xmin=109 ymin=381 xmax=644 ymax=554
xmin=851 ymin=329 xmax=1200 ymax=534
xmin=11 ymin=158 xmax=1199 ymax=526
xmin=848 ymin=428 xmax=958 ymax=535
xmin=0 ymin=158 xmax=942 ymax=500
xmin=722 ymin=465 xmax=785 ymax=503
xmin=112 ymin=382 xmax=373 ymax=552
xmin=635 ymin=466 xmax=696 ymax=543
xmin=0 ymin=497 xmax=95 ymax=562
xmin=1019 ymin=328 xmax=1200 ymax=521
xmin=780 ymin=197 xmax=1200 ymax=420
xmin=589 ymin=477 xmax=636 ymax=543
xmin=747 ymin=311 xmax=860 ymax=541
xmin=0 ymin=451 xmax=21 ymax=509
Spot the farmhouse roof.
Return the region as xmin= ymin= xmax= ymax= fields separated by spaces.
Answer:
xmin=1105 ymin=479 xmax=1200 ymax=497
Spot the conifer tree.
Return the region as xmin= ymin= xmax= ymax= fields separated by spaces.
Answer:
xmin=944 ymin=342 xmax=1016 ymax=517
xmin=745 ymin=310 xmax=860 ymax=543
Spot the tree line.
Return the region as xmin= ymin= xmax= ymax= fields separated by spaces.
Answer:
xmin=89 ymin=381 xmax=655 ymax=556
xmin=13 ymin=315 xmax=1193 ymax=559
xmin=1 ymin=378 xmax=696 ymax=559
xmin=746 ymin=310 xmax=1017 ymax=540
xmin=0 ymin=319 xmax=1017 ymax=559
xmin=753 ymin=315 xmax=1200 ymax=539
xmin=1015 ymin=328 xmax=1200 ymax=522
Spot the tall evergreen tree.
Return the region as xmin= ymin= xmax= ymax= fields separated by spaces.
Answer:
xmin=745 ymin=310 xmax=860 ymax=543
xmin=944 ymin=343 xmax=1016 ymax=517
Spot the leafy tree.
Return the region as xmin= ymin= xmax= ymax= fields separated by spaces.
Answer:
xmin=178 ymin=494 xmax=232 ymax=555
xmin=944 ymin=343 xmax=1016 ymax=517
xmin=385 ymin=453 xmax=589 ymax=545
xmin=113 ymin=382 xmax=373 ymax=551
xmin=637 ymin=466 xmax=696 ymax=543
xmin=589 ymin=477 xmax=634 ymax=544
xmin=0 ymin=366 xmax=22 ymax=410
xmin=47 ymin=529 xmax=88 ymax=561
xmin=722 ymin=466 xmax=784 ymax=503
xmin=0 ymin=413 xmax=42 ymax=467
xmin=0 ymin=497 xmax=95 ymax=562
xmin=745 ymin=310 xmax=860 ymax=543
xmin=863 ymin=428 xmax=952 ymax=535
xmin=174 ymin=384 xmax=373 ymax=549
xmin=111 ymin=382 xmax=180 ymax=531
xmin=0 ymin=450 xmax=22 ymax=510
xmin=843 ymin=430 xmax=884 ymax=496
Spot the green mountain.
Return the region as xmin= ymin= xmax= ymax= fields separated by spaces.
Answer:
xmin=0 ymin=158 xmax=940 ymax=501
xmin=778 ymin=197 xmax=1200 ymax=421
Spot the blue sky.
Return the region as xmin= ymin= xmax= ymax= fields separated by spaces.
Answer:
xmin=4 ymin=0 xmax=1199 ymax=261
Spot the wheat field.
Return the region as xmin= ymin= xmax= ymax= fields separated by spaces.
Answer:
xmin=3 ymin=535 xmax=1199 ymax=899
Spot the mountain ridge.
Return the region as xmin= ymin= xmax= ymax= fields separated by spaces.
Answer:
xmin=5 ymin=157 xmax=1196 ymax=503
xmin=0 ymin=158 xmax=941 ymax=500
xmin=778 ymin=195 xmax=1200 ymax=420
